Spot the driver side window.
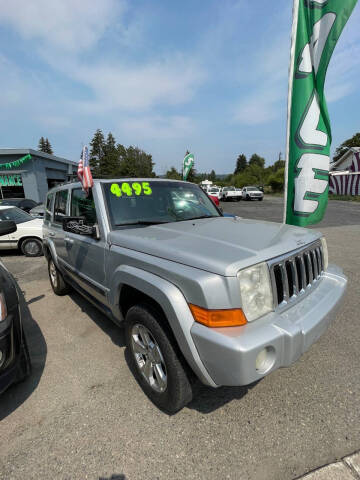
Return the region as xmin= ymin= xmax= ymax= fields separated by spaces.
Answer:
xmin=70 ymin=189 xmax=97 ymax=225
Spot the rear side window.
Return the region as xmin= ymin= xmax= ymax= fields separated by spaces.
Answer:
xmin=54 ymin=190 xmax=68 ymax=224
xmin=45 ymin=193 xmax=54 ymax=222
xmin=70 ymin=189 xmax=97 ymax=225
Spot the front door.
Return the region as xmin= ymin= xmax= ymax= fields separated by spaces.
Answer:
xmin=65 ymin=188 xmax=107 ymax=305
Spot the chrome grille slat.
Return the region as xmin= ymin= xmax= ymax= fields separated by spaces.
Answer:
xmin=290 ymin=259 xmax=299 ymax=295
xmin=299 ymin=255 xmax=306 ymax=291
xmin=280 ymin=263 xmax=289 ymax=302
xmin=269 ymin=241 xmax=324 ymax=311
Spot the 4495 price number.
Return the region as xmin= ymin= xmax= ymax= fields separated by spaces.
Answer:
xmin=110 ymin=182 xmax=152 ymax=197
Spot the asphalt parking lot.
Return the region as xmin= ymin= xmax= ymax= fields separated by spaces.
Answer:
xmin=1 ymin=197 xmax=360 ymax=480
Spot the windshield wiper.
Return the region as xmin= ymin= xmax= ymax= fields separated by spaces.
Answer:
xmin=185 ymin=215 xmax=219 ymax=221
xmin=115 ymin=220 xmax=170 ymax=226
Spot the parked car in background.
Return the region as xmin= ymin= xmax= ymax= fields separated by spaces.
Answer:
xmin=0 ymin=198 xmax=38 ymax=213
xmin=0 ymin=220 xmax=31 ymax=394
xmin=207 ymin=187 xmax=221 ymax=199
xmin=29 ymin=204 xmax=45 ymax=219
xmin=221 ymin=186 xmax=242 ymax=201
xmin=208 ymin=194 xmax=220 ymax=207
xmin=0 ymin=207 xmax=43 ymax=256
xmin=242 ymin=186 xmax=264 ymax=201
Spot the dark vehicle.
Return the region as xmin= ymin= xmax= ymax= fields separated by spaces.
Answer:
xmin=0 ymin=198 xmax=38 ymax=213
xmin=0 ymin=221 xmax=31 ymax=394
xmin=29 ymin=204 xmax=45 ymax=218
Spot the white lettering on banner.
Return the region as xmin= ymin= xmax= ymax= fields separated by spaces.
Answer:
xmin=299 ymin=93 xmax=327 ymax=146
xmin=294 ymin=154 xmax=329 ymax=213
xmin=297 ymin=13 xmax=336 ymax=75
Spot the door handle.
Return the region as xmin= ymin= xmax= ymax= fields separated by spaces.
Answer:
xmin=48 ymin=232 xmax=55 ymax=237
xmin=65 ymin=237 xmax=74 ymax=244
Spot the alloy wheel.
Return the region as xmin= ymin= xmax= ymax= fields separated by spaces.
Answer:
xmin=131 ymin=323 xmax=167 ymax=393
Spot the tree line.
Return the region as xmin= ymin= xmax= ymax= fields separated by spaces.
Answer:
xmin=36 ymin=130 xmax=359 ymax=192
xmin=89 ymin=129 xmax=155 ymax=178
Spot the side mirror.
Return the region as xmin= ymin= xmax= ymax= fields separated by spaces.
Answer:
xmin=0 ymin=220 xmax=17 ymax=236
xmin=62 ymin=217 xmax=99 ymax=239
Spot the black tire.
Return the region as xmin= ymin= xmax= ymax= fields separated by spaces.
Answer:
xmin=125 ymin=304 xmax=193 ymax=413
xmin=246 ymin=195 xmax=251 ymax=201
xmin=259 ymin=197 xmax=263 ymax=201
xmin=20 ymin=238 xmax=43 ymax=257
xmin=48 ymin=258 xmax=70 ymax=295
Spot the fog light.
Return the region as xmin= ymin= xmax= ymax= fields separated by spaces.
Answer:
xmin=255 ymin=346 xmax=276 ymax=374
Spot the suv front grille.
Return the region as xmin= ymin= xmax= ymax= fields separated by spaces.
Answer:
xmin=268 ymin=241 xmax=324 ymax=309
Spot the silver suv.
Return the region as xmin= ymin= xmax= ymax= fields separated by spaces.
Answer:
xmin=43 ymin=179 xmax=347 ymax=412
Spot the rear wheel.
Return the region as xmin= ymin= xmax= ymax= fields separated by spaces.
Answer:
xmin=48 ymin=258 xmax=70 ymax=295
xmin=125 ymin=304 xmax=193 ymax=413
xmin=21 ymin=238 xmax=43 ymax=257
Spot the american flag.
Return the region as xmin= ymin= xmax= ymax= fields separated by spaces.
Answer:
xmin=78 ymin=145 xmax=94 ymax=194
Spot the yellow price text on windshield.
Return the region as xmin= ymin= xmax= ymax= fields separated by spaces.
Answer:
xmin=110 ymin=182 xmax=152 ymax=197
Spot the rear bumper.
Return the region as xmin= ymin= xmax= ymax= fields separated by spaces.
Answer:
xmin=190 ymin=264 xmax=347 ymax=386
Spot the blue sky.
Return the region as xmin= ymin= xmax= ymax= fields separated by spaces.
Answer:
xmin=0 ymin=0 xmax=359 ymax=174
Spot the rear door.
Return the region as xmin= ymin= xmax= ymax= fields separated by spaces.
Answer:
xmin=64 ymin=188 xmax=107 ymax=304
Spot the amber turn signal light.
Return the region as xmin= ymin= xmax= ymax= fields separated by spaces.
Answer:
xmin=189 ymin=304 xmax=247 ymax=328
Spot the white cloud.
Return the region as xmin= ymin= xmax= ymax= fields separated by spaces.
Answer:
xmin=69 ymin=57 xmax=205 ymax=111
xmin=119 ymin=115 xmax=193 ymax=139
xmin=0 ymin=0 xmax=125 ymax=52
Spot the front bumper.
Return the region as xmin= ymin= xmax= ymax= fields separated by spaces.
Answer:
xmin=190 ymin=264 xmax=347 ymax=386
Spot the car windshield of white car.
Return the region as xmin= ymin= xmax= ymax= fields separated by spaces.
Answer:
xmin=247 ymin=187 xmax=258 ymax=191
xmin=102 ymin=181 xmax=221 ymax=228
xmin=0 ymin=207 xmax=33 ymax=224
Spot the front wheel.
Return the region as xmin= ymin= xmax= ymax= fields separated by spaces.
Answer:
xmin=21 ymin=238 xmax=43 ymax=257
xmin=125 ymin=304 xmax=193 ymax=413
xmin=259 ymin=197 xmax=263 ymax=201
xmin=246 ymin=195 xmax=251 ymax=201
xmin=48 ymin=258 xmax=70 ymax=295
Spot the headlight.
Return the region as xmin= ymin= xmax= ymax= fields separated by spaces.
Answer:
xmin=0 ymin=292 xmax=7 ymax=322
xmin=320 ymin=237 xmax=328 ymax=271
xmin=238 ymin=262 xmax=273 ymax=322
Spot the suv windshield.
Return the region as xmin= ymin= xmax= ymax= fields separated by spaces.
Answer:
xmin=246 ymin=187 xmax=259 ymax=192
xmin=0 ymin=207 xmax=33 ymax=224
xmin=103 ymin=181 xmax=221 ymax=227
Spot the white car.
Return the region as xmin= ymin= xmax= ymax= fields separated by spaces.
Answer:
xmin=242 ymin=186 xmax=264 ymax=201
xmin=221 ymin=186 xmax=242 ymax=201
xmin=207 ymin=186 xmax=221 ymax=199
xmin=0 ymin=206 xmax=43 ymax=256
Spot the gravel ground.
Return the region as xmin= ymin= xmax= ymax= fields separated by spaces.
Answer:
xmin=0 ymin=198 xmax=359 ymax=480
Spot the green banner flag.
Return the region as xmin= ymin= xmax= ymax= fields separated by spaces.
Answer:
xmin=183 ymin=153 xmax=194 ymax=181
xmin=284 ymin=0 xmax=357 ymax=226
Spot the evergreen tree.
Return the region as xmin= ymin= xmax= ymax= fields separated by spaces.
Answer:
xmin=38 ymin=137 xmax=46 ymax=152
xmin=44 ymin=138 xmax=53 ymax=154
xmin=234 ymin=154 xmax=247 ymax=174
xmin=102 ymin=132 xmax=120 ymax=177
xmin=249 ymin=153 xmax=265 ymax=169
xmin=209 ymin=169 xmax=216 ymax=182
xmin=119 ymin=146 xmax=155 ymax=178
xmin=89 ymin=129 xmax=105 ymax=176
xmin=165 ymin=167 xmax=182 ymax=180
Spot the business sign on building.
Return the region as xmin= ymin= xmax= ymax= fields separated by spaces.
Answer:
xmin=0 ymin=174 xmax=23 ymax=187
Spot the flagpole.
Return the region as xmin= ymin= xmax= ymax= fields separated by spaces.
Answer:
xmin=283 ymin=0 xmax=300 ymax=224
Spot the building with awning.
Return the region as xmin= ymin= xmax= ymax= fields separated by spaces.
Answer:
xmin=329 ymin=147 xmax=360 ymax=196
xmin=0 ymin=149 xmax=77 ymax=202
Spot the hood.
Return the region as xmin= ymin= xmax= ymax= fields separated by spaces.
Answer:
xmin=108 ymin=217 xmax=321 ymax=276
